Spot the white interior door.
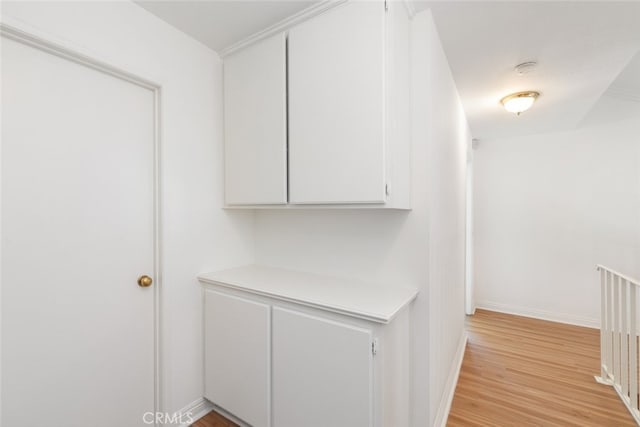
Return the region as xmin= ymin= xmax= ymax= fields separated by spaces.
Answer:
xmin=1 ymin=35 xmax=156 ymax=427
xmin=465 ymin=141 xmax=475 ymax=315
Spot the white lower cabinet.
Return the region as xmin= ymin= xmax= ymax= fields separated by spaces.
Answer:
xmin=272 ymin=307 xmax=373 ymax=427
xmin=200 ymin=265 xmax=416 ymax=427
xmin=204 ymin=290 xmax=270 ymax=427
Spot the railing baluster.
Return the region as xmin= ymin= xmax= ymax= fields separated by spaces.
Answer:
xmin=601 ymin=267 xmax=607 ymax=380
xmin=630 ymin=284 xmax=638 ymax=411
xmin=615 ymin=274 xmax=621 ymax=386
xmin=622 ymin=278 xmax=629 ymax=398
xmin=606 ymin=270 xmax=612 ymax=376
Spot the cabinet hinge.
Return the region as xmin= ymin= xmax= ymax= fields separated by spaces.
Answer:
xmin=385 ymin=183 xmax=390 ymax=197
xmin=372 ymin=338 xmax=379 ymax=356
xmin=384 ymin=0 xmax=388 ymax=12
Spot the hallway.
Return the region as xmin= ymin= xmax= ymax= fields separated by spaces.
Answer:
xmin=448 ymin=310 xmax=633 ymax=426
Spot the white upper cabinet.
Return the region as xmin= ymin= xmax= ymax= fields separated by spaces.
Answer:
xmin=222 ymin=0 xmax=410 ymax=209
xmin=224 ymin=33 xmax=287 ymax=205
xmin=288 ymin=2 xmax=386 ymax=204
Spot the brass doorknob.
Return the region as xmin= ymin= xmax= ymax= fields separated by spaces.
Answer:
xmin=138 ymin=275 xmax=153 ymax=287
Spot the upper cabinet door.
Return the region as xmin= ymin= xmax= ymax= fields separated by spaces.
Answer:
xmin=224 ymin=33 xmax=287 ymax=205
xmin=288 ymin=2 xmax=387 ymax=204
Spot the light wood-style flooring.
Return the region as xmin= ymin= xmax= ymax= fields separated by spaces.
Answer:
xmin=193 ymin=309 xmax=632 ymax=426
xmin=192 ymin=409 xmax=238 ymax=427
xmin=447 ymin=309 xmax=634 ymax=426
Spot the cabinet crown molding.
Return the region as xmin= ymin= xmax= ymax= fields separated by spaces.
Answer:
xmin=219 ymin=0 xmax=348 ymax=58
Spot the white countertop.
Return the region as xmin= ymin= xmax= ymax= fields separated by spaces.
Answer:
xmin=198 ymin=265 xmax=418 ymax=324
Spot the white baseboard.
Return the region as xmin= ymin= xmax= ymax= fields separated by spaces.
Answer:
xmin=432 ymin=331 xmax=468 ymax=427
xmin=476 ymin=301 xmax=599 ymax=329
xmin=176 ymin=397 xmax=214 ymax=427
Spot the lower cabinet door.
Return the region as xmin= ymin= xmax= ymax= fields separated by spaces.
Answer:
xmin=272 ymin=307 xmax=373 ymax=427
xmin=204 ymin=290 xmax=270 ymax=427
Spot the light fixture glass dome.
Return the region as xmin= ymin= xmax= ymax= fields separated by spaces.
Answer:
xmin=500 ymin=91 xmax=540 ymax=115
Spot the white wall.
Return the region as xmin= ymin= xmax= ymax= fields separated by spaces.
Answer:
xmin=418 ymin=12 xmax=470 ymax=425
xmin=474 ymin=116 xmax=640 ymax=327
xmin=253 ymin=10 xmax=469 ymax=426
xmin=1 ymin=3 xmax=470 ymax=425
xmin=1 ymin=0 xmax=254 ymax=419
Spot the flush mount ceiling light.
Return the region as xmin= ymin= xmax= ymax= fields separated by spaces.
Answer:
xmin=500 ymin=91 xmax=540 ymax=115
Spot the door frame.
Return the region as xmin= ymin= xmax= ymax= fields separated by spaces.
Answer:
xmin=0 ymin=20 xmax=163 ymax=425
xmin=465 ymin=138 xmax=476 ymax=315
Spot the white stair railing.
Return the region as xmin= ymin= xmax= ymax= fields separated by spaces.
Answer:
xmin=596 ymin=264 xmax=640 ymax=425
